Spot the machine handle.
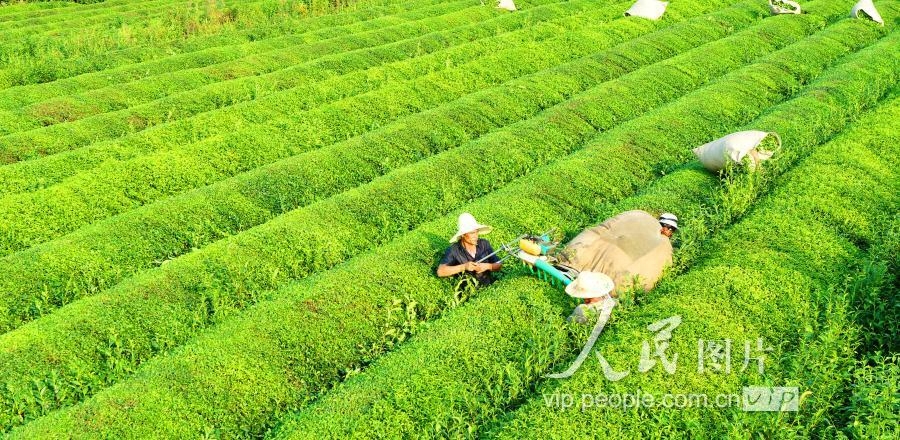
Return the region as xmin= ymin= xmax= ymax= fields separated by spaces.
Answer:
xmin=534 ymin=259 xmax=573 ymax=286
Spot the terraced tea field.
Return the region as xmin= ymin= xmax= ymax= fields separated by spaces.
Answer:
xmin=0 ymin=0 xmax=896 ymax=438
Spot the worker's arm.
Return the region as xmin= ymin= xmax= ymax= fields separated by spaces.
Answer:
xmin=460 ymin=263 xmax=503 ymax=276
xmin=437 ymin=261 xmax=477 ymax=277
xmin=470 ymin=261 xmax=501 ymax=274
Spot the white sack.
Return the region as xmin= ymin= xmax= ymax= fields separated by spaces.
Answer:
xmin=851 ymin=0 xmax=884 ymax=24
xmin=769 ymin=0 xmax=802 ymax=14
xmin=624 ymin=0 xmax=668 ymax=20
xmin=692 ymin=130 xmax=781 ymax=173
xmin=497 ymin=0 xmax=517 ymax=11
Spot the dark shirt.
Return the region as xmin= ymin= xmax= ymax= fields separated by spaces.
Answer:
xmin=439 ymin=238 xmax=500 ymax=286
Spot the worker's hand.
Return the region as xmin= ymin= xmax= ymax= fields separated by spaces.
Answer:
xmin=464 ymin=261 xmax=478 ymax=273
xmin=473 ymin=262 xmax=490 ymax=274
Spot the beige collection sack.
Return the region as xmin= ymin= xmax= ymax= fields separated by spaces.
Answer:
xmin=692 ymin=130 xmax=781 ymax=173
xmin=557 ymin=210 xmax=672 ymax=294
xmin=624 ymin=0 xmax=668 ymax=20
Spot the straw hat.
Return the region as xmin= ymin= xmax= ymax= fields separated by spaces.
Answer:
xmin=565 ymin=271 xmax=615 ymax=299
xmin=449 ymin=213 xmax=492 ymax=243
xmin=659 ymin=213 xmax=679 ymax=230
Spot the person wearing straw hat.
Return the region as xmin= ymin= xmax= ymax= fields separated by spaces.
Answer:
xmin=436 ymin=212 xmax=503 ymax=286
xmin=566 ymin=271 xmax=616 ymax=324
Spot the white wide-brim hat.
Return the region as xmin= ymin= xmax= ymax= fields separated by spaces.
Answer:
xmin=565 ymin=271 xmax=615 ymax=299
xmin=450 ymin=212 xmax=492 ymax=243
xmin=659 ymin=212 xmax=679 ymax=230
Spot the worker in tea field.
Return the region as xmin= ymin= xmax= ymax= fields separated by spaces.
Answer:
xmin=436 ymin=212 xmax=503 ymax=286
xmin=565 ymin=271 xmax=616 ymax=324
xmin=556 ymin=211 xmax=679 ymax=322
xmin=658 ymin=212 xmax=678 ymax=238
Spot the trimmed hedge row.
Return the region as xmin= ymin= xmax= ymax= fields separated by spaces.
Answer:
xmin=0 ymin=0 xmax=447 ymax=111
xmin=3 ymin=0 xmax=345 ymax=72
xmin=0 ymin=5 xmax=885 ymax=436
xmin=0 ymin=2 xmax=682 ymax=254
xmin=0 ymin=0 xmax=455 ymax=108
xmin=0 ymin=1 xmax=118 ymax=21
xmin=279 ymin=277 xmax=578 ymax=439
xmin=0 ymin=0 xmax=513 ymax=136
xmin=0 ymin=0 xmax=174 ymax=33
xmin=0 ymin=0 xmax=581 ymax=197
xmin=795 ymin=219 xmax=900 ymax=440
xmin=0 ymin=0 xmax=487 ymax=155
xmin=0 ymin=0 xmax=589 ymax=174
xmin=842 ymin=354 xmax=900 ymax=439
xmin=0 ymin=0 xmax=202 ymax=80
xmin=0 ymin=0 xmax=145 ymax=19
xmin=0 ymin=0 xmax=766 ymax=332
xmin=487 ymin=87 xmax=900 ymax=440
xmin=0 ymin=0 xmax=486 ymax=138
xmin=267 ymin=50 xmax=900 ymax=440
xmin=0 ymin=1 xmax=78 ymax=19
xmin=0 ymin=0 xmax=462 ymax=93
xmin=0 ymin=0 xmax=360 ymax=33
xmin=847 ymin=216 xmax=900 ymax=355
